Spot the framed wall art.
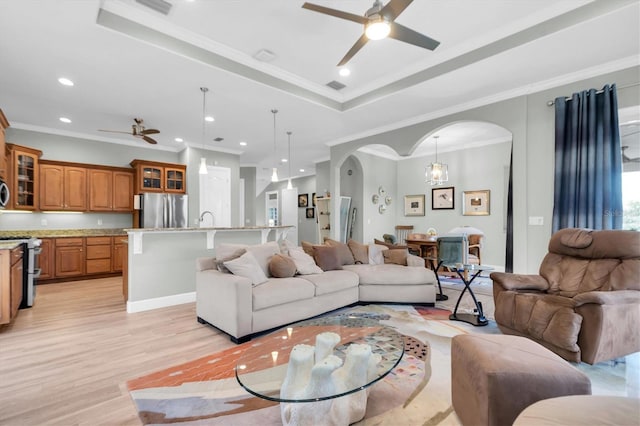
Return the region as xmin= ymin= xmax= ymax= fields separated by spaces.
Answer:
xmin=298 ymin=193 xmax=308 ymax=208
xmin=305 ymin=207 xmax=315 ymax=219
xmin=404 ymin=194 xmax=425 ymax=216
xmin=463 ymin=190 xmax=490 ymax=216
xmin=312 ymin=193 xmax=317 ymax=207
xmin=432 ymin=187 xmax=455 ymax=210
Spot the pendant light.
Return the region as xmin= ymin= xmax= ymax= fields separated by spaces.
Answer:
xmin=286 ymin=131 xmax=293 ymax=190
xmin=271 ymin=109 xmax=279 ymax=182
xmin=426 ymin=135 xmax=448 ymax=185
xmin=199 ymin=87 xmax=209 ymax=175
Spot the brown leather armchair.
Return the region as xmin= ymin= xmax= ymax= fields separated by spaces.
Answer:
xmin=491 ymin=228 xmax=640 ymax=364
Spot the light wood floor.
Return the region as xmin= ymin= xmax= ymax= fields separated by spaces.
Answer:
xmin=0 ymin=277 xmax=233 ymax=425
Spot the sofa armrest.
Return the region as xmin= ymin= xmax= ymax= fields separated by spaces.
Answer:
xmin=196 ymin=269 xmax=253 ymax=340
xmin=574 ymin=290 xmax=640 ymax=306
xmin=490 ymin=272 xmax=550 ymax=291
xmin=407 ymin=254 xmax=425 ymax=267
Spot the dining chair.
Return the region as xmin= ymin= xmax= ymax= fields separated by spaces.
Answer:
xmin=395 ymin=225 xmax=413 ymax=245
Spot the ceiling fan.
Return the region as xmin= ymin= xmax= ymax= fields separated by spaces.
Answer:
xmin=622 ymin=146 xmax=640 ymax=163
xmin=302 ymin=0 xmax=440 ymax=66
xmin=99 ymin=118 xmax=160 ymax=144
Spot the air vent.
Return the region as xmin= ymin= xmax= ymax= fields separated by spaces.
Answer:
xmin=253 ymin=49 xmax=276 ymax=62
xmin=135 ymin=0 xmax=172 ymax=15
xmin=326 ymin=80 xmax=346 ymax=91
xmin=213 ymin=137 xmax=224 ymax=142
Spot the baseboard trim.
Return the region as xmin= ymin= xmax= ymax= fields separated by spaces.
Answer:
xmin=127 ymin=291 xmax=196 ymax=313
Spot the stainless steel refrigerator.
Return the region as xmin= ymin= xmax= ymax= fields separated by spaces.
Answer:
xmin=139 ymin=193 xmax=189 ymax=228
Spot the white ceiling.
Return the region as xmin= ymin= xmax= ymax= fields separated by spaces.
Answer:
xmin=0 ymin=0 xmax=638 ymax=184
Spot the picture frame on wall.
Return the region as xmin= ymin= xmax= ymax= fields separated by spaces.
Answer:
xmin=298 ymin=193 xmax=308 ymax=208
xmin=305 ymin=207 xmax=315 ymax=219
xmin=312 ymin=193 xmax=317 ymax=207
xmin=404 ymin=194 xmax=425 ymax=216
xmin=432 ymin=187 xmax=455 ymax=210
xmin=463 ymin=190 xmax=490 ymax=215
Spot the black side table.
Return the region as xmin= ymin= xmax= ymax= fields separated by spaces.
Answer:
xmin=446 ymin=264 xmax=493 ymax=326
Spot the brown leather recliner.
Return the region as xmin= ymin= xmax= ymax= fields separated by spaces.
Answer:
xmin=491 ymin=228 xmax=640 ymax=364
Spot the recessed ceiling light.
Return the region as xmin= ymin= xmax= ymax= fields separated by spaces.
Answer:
xmin=339 ymin=68 xmax=351 ymax=77
xmin=205 ymin=116 xmax=214 ymax=122
xmin=59 ymin=117 xmax=71 ymax=123
xmin=281 ymin=158 xmax=288 ymax=163
xmin=58 ymin=77 xmax=74 ymax=86
xmin=299 ymin=168 xmax=305 ymax=173
xmin=239 ymin=141 xmax=247 ymax=146
xmin=174 ymin=137 xmax=183 ymax=142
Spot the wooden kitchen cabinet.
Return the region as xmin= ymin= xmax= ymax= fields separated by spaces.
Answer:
xmin=130 ymin=159 xmax=186 ymax=193
xmin=88 ymin=168 xmax=134 ymax=212
xmin=5 ymin=143 xmax=42 ymax=210
xmin=112 ymin=237 xmax=125 ymax=273
xmin=54 ymin=238 xmax=84 ymax=277
xmin=85 ymin=236 xmax=111 ymax=274
xmin=40 ymin=161 xmax=87 ymax=211
xmin=0 ymin=109 xmax=9 ymax=179
xmin=0 ymin=244 xmax=23 ymax=325
xmin=38 ymin=238 xmax=53 ymax=280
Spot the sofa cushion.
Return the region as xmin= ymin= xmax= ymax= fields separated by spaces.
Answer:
xmin=347 ymin=239 xmax=369 ymax=264
xmin=278 ymin=239 xmax=297 ymax=256
xmin=301 ymin=270 xmax=360 ymax=296
xmin=252 ymin=277 xmax=316 ymax=310
xmin=324 ymin=238 xmax=355 ymax=265
xmin=313 ymin=245 xmax=342 ymax=271
xmin=245 ymin=241 xmax=281 ymax=277
xmin=343 ymin=263 xmax=434 ymax=285
xmin=368 ymin=244 xmax=388 ymax=265
xmin=269 ymin=254 xmax=297 ymax=278
xmin=223 ymin=251 xmax=269 ymax=286
xmin=288 ymin=247 xmax=323 ymax=275
xmin=383 ymin=248 xmax=408 ymax=265
xmin=301 ymin=240 xmax=315 ymax=256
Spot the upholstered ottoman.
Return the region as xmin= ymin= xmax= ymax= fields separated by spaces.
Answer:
xmin=451 ymin=334 xmax=591 ymax=426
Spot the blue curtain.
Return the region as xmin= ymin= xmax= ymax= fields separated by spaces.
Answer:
xmin=552 ymin=84 xmax=622 ymax=232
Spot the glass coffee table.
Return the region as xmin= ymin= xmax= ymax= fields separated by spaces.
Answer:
xmin=235 ymin=314 xmax=404 ymax=424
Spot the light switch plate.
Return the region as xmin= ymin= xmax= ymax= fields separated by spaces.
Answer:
xmin=529 ymin=216 xmax=544 ymax=226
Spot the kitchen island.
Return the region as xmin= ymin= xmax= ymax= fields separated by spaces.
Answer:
xmin=124 ymin=226 xmax=294 ymax=313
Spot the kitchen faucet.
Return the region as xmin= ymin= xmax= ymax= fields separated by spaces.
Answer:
xmin=199 ymin=210 xmax=214 ymax=224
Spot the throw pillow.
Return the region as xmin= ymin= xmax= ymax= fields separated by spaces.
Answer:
xmin=313 ymin=245 xmax=342 ymax=271
xmin=324 ymin=238 xmax=355 ymax=265
xmin=269 ymin=253 xmax=297 ymax=278
xmin=245 ymin=241 xmax=281 ymax=277
xmin=383 ymin=248 xmax=409 ymax=265
xmin=223 ymin=251 xmax=269 ymax=286
xmin=288 ymin=247 xmax=323 ymax=275
xmin=368 ymin=243 xmax=388 ymax=265
xmin=278 ymin=239 xmax=297 ymax=256
xmin=301 ymin=240 xmax=315 ymax=256
xmin=347 ymin=239 xmax=369 ymax=264
xmin=215 ymin=243 xmax=247 ymax=273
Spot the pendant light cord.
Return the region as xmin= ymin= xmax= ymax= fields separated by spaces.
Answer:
xmin=287 ymin=131 xmax=292 ymax=179
xmin=201 ymin=87 xmax=208 ymax=150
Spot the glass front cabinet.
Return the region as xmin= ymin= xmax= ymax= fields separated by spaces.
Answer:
xmin=6 ymin=144 xmax=41 ymax=210
xmin=130 ymin=160 xmax=186 ymax=194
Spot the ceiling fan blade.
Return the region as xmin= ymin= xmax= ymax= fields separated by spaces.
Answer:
xmin=337 ymin=34 xmax=369 ymax=66
xmin=98 ymin=129 xmax=133 ymax=135
xmin=302 ymin=2 xmax=367 ymax=24
xmin=141 ymin=135 xmax=158 ymax=145
xmin=140 ymin=129 xmax=160 ymax=135
xmin=389 ymin=22 xmax=440 ymax=50
xmin=381 ymin=0 xmax=413 ymax=21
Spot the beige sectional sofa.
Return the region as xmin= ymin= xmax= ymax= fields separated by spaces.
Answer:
xmin=196 ymin=240 xmax=436 ymax=343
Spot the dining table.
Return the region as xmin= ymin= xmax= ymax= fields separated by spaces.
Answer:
xmin=404 ymin=237 xmax=448 ymax=301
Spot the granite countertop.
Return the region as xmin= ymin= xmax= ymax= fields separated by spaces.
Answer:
xmin=0 ymin=228 xmax=127 ymax=239
xmin=0 ymin=241 xmax=24 ymax=250
xmin=125 ymin=225 xmax=294 ymax=233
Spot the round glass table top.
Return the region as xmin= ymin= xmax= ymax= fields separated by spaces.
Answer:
xmin=235 ymin=314 xmax=405 ymax=403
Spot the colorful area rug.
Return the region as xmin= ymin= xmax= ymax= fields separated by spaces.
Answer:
xmin=127 ymin=305 xmax=483 ymax=425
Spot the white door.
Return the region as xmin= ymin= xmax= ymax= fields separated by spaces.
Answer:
xmin=199 ymin=166 xmax=231 ymax=227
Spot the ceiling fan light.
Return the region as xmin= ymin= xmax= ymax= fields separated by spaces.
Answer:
xmin=365 ymin=18 xmax=390 ymax=40
xmin=199 ymin=157 xmax=208 ymax=174
xmin=271 ymin=167 xmax=279 ymax=182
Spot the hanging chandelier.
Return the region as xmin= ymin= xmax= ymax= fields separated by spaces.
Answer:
xmin=199 ymin=87 xmax=209 ymax=175
xmin=271 ymin=109 xmax=279 ymax=182
xmin=286 ymin=131 xmax=293 ymax=189
xmin=426 ymin=135 xmax=448 ymax=185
